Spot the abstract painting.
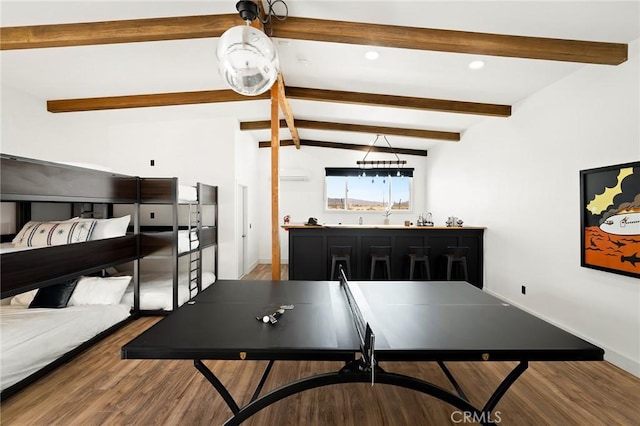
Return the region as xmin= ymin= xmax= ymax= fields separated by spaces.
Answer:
xmin=580 ymin=161 xmax=640 ymax=278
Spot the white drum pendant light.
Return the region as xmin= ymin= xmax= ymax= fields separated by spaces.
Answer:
xmin=216 ymin=1 xmax=280 ymax=96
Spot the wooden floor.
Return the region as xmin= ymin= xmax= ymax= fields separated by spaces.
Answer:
xmin=241 ymin=263 xmax=289 ymax=280
xmin=2 ymin=264 xmax=639 ymax=425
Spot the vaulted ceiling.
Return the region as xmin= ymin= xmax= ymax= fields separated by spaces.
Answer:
xmin=1 ymin=1 xmax=638 ymax=154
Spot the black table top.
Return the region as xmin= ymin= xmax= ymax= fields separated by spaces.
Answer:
xmin=122 ymin=280 xmax=604 ymax=362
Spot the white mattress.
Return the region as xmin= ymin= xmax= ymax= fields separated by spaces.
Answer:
xmin=120 ymin=271 xmax=216 ymax=311
xmin=0 ymin=304 xmax=131 ymax=391
xmin=178 ymin=185 xmax=197 ymax=203
xmin=178 ymin=230 xmax=199 ymax=253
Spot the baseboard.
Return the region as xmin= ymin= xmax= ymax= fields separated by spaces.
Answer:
xmin=484 ymin=288 xmax=640 ymax=378
xmin=603 ymin=350 xmax=640 ymax=377
xmin=247 ymin=259 xmax=259 ymax=274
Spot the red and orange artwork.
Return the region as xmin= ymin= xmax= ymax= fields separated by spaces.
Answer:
xmin=582 ymin=163 xmax=640 ymax=277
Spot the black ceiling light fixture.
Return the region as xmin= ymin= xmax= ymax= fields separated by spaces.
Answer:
xmin=357 ymin=135 xmax=408 ymax=177
xmin=216 ymin=1 xmax=281 ymax=96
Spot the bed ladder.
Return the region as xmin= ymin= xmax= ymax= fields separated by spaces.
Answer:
xmin=188 ymin=203 xmax=201 ymax=301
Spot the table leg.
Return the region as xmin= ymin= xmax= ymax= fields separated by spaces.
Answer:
xmin=250 ymin=360 xmax=275 ymax=402
xmin=438 ymin=360 xmax=470 ymax=402
xmin=194 ymin=358 xmax=529 ymax=426
xmin=481 ymin=360 xmax=528 ymax=413
xmin=223 ymin=358 xmax=523 ymax=426
xmin=194 ymin=360 xmax=240 ymax=414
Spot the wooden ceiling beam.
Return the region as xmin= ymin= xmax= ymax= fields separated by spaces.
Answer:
xmin=1 ymin=15 xmax=626 ymax=65
xmin=241 ymin=119 xmax=460 ymax=141
xmin=47 ymin=90 xmax=269 ymax=112
xmin=47 ymin=87 xmax=505 ymax=117
xmin=0 ymin=14 xmax=242 ymax=50
xmin=241 ymin=119 xmax=289 ymax=130
xmin=276 ymin=74 xmax=301 ymax=149
xmin=270 ymin=17 xmax=628 ymax=65
xmin=259 ymin=139 xmax=428 ymax=157
xmin=286 ymin=87 xmax=511 ymax=117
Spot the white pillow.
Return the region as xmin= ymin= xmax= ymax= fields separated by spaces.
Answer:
xmin=10 ymin=218 xmax=79 ymax=246
xmin=12 ymin=220 xmax=97 ymax=247
xmin=10 ymin=289 xmax=38 ymax=306
xmin=67 ymin=276 xmax=132 ymax=305
xmin=89 ymin=215 xmax=131 ymax=240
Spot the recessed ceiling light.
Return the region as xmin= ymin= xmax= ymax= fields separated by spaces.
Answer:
xmin=469 ymin=60 xmax=485 ymax=70
xmin=365 ymin=50 xmax=379 ymax=60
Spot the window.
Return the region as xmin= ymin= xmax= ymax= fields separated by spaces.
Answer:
xmin=325 ymin=168 xmax=413 ymax=212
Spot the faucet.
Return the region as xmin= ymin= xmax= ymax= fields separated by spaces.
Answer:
xmin=359 ymin=216 xmax=363 ymax=225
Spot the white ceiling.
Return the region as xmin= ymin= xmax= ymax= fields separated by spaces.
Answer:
xmin=1 ymin=1 xmax=639 ymax=151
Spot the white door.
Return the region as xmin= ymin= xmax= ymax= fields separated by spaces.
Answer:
xmin=238 ymin=184 xmax=249 ymax=277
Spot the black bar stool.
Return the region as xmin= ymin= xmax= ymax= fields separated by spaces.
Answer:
xmin=443 ymin=246 xmax=469 ymax=281
xmin=408 ymin=246 xmax=431 ymax=280
xmin=370 ymin=246 xmax=392 ymax=280
xmin=330 ymin=246 xmax=352 ymax=280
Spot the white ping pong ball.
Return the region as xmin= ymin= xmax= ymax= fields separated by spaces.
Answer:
xmin=262 ymin=316 xmax=270 ymax=323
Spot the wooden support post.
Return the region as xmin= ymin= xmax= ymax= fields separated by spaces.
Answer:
xmin=252 ymin=3 xmax=281 ymax=280
xmin=270 ymin=83 xmax=281 ymax=280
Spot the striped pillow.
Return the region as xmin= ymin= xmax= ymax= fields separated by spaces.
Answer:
xmin=12 ymin=220 xmax=97 ymax=247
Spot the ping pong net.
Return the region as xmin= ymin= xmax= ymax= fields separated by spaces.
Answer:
xmin=338 ymin=266 xmax=376 ymax=384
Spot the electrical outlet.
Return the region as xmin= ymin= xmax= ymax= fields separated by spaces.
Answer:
xmin=150 ymin=159 xmax=155 ymax=166
xmin=150 ymin=212 xmax=155 ymax=219
xmin=521 ymin=285 xmax=526 ymax=295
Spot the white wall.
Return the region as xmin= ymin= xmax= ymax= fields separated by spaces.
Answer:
xmin=256 ymin=145 xmax=429 ymax=263
xmin=1 ymin=85 xmax=110 ymax=163
xmin=427 ymin=40 xmax=640 ymax=375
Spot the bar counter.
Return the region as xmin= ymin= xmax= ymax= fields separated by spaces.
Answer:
xmin=284 ymin=224 xmax=485 ymax=288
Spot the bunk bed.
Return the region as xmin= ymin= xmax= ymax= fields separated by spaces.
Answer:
xmin=117 ymin=178 xmax=218 ymax=313
xmin=0 ymin=154 xmax=139 ymax=399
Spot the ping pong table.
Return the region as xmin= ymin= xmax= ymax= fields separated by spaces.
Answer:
xmin=122 ymin=271 xmax=603 ymax=425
